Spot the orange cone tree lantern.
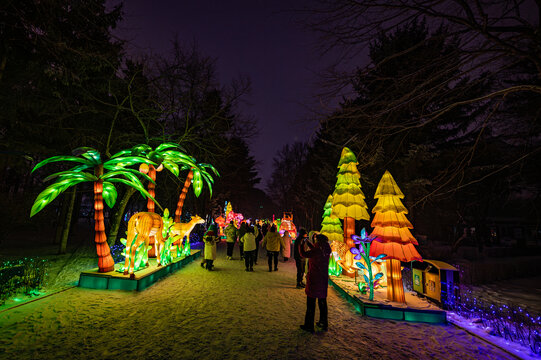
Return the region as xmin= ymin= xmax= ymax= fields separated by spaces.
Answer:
xmin=369 ymin=170 xmax=422 ymax=303
xmin=30 ymin=147 xmax=160 ymax=273
xmin=331 ymin=147 xmax=370 ymax=277
xmin=320 ymin=194 xmax=343 ymax=242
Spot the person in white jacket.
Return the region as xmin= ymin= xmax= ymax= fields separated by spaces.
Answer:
xmin=203 ymin=226 xmax=219 ymax=270
xmin=241 ymin=224 xmax=259 ymax=271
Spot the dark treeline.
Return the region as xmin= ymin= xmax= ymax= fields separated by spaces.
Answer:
xmin=268 ymin=4 xmax=541 ymax=252
xmin=0 ymin=0 xmax=270 ymax=251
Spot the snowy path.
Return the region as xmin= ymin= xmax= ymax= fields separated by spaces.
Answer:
xmin=0 ymin=242 xmax=515 ymax=360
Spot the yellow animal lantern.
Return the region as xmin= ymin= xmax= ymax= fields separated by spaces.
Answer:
xmin=170 ymin=215 xmax=205 ymax=249
xmin=124 ymin=212 xmax=165 ymax=278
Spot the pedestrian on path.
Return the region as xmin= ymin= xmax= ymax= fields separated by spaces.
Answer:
xmin=241 ymin=224 xmax=258 ymax=271
xmin=224 ymin=222 xmax=238 ymax=260
xmin=203 ymin=226 xmax=220 ymax=271
xmin=281 ymin=230 xmax=292 ymax=261
xmin=294 ymin=229 xmax=308 ymax=288
xmin=254 ymin=223 xmax=263 ymax=264
xmin=299 ymin=233 xmax=331 ymax=333
xmin=261 ymin=224 xmax=285 ymax=272
xmin=238 ymin=222 xmax=247 ymax=260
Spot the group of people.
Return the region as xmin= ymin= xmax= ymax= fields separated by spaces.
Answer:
xmin=201 ymin=221 xmax=332 ymax=333
xmin=223 ymin=221 xmax=293 ymax=272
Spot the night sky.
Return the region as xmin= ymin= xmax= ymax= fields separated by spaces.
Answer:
xmin=112 ymin=1 xmax=326 ymax=188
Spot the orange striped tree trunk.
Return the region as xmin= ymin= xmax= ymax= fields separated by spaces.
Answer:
xmin=343 ymin=217 xmax=355 ymax=278
xmin=146 ymin=165 xmax=157 ymax=213
xmin=386 ymin=259 xmax=405 ymax=303
xmin=93 ymin=170 xmax=114 ymax=272
xmin=147 ymin=165 xmax=158 ymax=257
xmin=174 ymin=170 xmax=193 ymax=223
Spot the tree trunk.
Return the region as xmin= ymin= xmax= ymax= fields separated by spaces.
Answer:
xmin=107 ymin=187 xmax=136 ymax=247
xmin=386 ymin=259 xmax=405 ymax=303
xmin=146 ymin=165 xmax=157 ymax=213
xmin=146 ymin=165 xmax=158 ymax=257
xmin=58 ymin=185 xmax=77 ymax=254
xmin=174 ymin=170 xmax=193 ymax=223
xmin=343 ymin=216 xmax=356 ymax=278
xmin=94 ymin=175 xmax=114 ymax=272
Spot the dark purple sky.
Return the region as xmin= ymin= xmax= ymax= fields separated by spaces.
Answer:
xmin=112 ymin=1 xmax=326 ymax=188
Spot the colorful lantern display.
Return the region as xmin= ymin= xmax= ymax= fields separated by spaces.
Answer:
xmin=114 ymin=143 xmax=197 ymax=257
xmin=224 ymin=201 xmax=243 ymax=225
xmin=369 ymin=170 xmax=422 ymax=303
xmin=30 ymin=147 xmax=158 ymax=273
xmin=169 ymin=215 xmax=205 ymax=256
xmin=280 ymin=212 xmax=297 ymax=238
xmin=351 ymin=229 xmax=386 ymax=301
xmin=215 ymin=216 xmax=226 ymax=236
xmin=320 ymin=194 xmax=343 ymax=242
xmin=331 ymin=147 xmax=370 ymax=277
xmin=124 ymin=212 xmax=165 ymax=278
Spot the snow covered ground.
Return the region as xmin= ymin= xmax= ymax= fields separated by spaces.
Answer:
xmin=0 ymin=242 xmax=519 ymax=360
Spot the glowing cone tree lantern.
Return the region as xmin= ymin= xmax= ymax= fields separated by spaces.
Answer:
xmin=30 ymin=147 xmax=160 ymax=273
xmin=369 ymin=170 xmax=422 ymax=303
xmin=331 ymin=147 xmax=370 ymax=277
xmin=320 ymin=194 xmax=343 ymax=242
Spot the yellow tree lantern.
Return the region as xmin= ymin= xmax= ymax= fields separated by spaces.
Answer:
xmin=369 ymin=170 xmax=422 ymax=303
xmin=331 ymin=147 xmax=370 ymax=277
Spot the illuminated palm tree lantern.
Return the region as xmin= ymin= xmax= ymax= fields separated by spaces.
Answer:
xmin=174 ymin=160 xmax=219 ymax=223
xmin=114 ymin=143 xmax=196 ymax=256
xmin=30 ymin=148 xmax=158 ymax=273
xmin=331 ymin=147 xmax=370 ymax=277
xmin=369 ymin=170 xmax=422 ymax=303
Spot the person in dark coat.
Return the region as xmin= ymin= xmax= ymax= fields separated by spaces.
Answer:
xmin=254 ymin=223 xmax=263 ymax=264
xmin=299 ymin=233 xmax=331 ymax=333
xmin=293 ymin=229 xmax=308 ymax=288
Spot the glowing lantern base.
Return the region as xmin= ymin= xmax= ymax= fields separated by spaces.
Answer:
xmin=79 ymin=250 xmax=202 ymax=291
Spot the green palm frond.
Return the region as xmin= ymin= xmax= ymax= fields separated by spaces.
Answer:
xmin=79 ymin=149 xmax=101 ymax=164
xmin=30 ymin=177 xmax=89 ymax=217
xmin=110 ymin=149 xmax=133 ymax=158
xmin=102 ymin=181 xmax=118 ymax=208
xmin=192 ymin=170 xmax=203 ymax=197
xmin=101 ymin=169 xmax=155 ymax=185
xmin=32 ymin=156 xmax=93 ymax=173
xmin=104 ymin=156 xmax=155 ymax=169
xmin=43 ymin=171 xmax=97 ymax=183
xmin=107 ymin=178 xmax=163 ymax=211
xmin=155 ymin=142 xmax=185 ymax=153
xmin=161 ymin=160 xmax=179 ymax=177
xmin=200 ymin=163 xmax=220 ymax=177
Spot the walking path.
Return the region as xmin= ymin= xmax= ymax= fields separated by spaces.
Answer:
xmin=0 ymin=242 xmax=514 ymax=359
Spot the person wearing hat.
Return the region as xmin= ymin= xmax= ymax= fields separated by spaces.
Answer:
xmin=203 ymin=224 xmax=219 ymax=270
